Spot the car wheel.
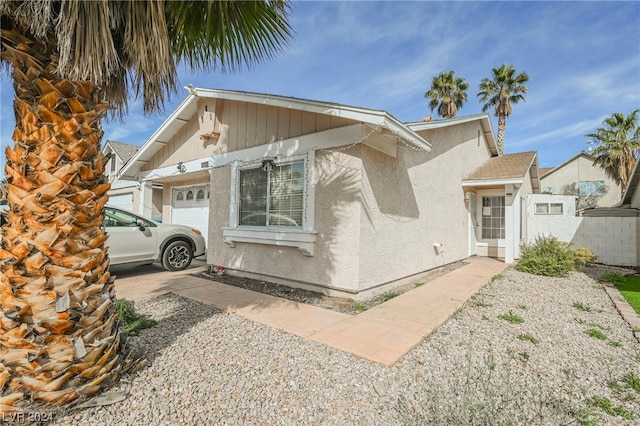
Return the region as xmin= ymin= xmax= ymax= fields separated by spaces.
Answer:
xmin=162 ymin=241 xmax=193 ymax=271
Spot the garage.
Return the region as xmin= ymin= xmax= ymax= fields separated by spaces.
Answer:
xmin=172 ymin=184 xmax=209 ymax=248
xmin=108 ymin=192 xmax=134 ymax=211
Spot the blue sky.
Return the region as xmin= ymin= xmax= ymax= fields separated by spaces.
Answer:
xmin=1 ymin=1 xmax=639 ymax=170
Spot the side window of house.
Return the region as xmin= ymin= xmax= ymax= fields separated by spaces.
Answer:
xmin=579 ymin=181 xmax=605 ymax=196
xmin=535 ymin=203 xmax=563 ymax=215
xmin=239 ymin=161 xmax=304 ymax=227
xmin=481 ymin=196 xmax=505 ymax=239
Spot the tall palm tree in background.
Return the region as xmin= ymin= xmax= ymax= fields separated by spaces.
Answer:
xmin=586 ymin=110 xmax=640 ymax=197
xmin=0 ymin=0 xmax=291 ymax=410
xmin=477 ymin=64 xmax=529 ymax=155
xmin=424 ymin=70 xmax=468 ymax=119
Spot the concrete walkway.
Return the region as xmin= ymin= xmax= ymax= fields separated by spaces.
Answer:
xmin=114 ymin=257 xmax=507 ymax=366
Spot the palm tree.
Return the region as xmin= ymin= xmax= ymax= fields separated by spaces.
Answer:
xmin=424 ymin=70 xmax=468 ymax=119
xmin=0 ymin=0 xmax=291 ymax=409
xmin=586 ymin=110 xmax=640 ymax=197
xmin=477 ymin=64 xmax=529 ymax=155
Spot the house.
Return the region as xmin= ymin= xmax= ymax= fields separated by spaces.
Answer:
xmin=102 ymin=140 xmax=145 ymax=214
xmin=119 ymin=88 xmax=536 ymax=299
xmin=539 ymin=151 xmax=621 ymax=208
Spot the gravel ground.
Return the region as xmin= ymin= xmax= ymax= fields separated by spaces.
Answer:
xmin=50 ymin=265 xmax=640 ymax=425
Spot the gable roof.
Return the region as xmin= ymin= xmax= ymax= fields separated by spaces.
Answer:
xmin=120 ymin=87 xmax=432 ymax=180
xmin=462 ymin=151 xmax=541 ymax=192
xmin=406 ymin=113 xmax=499 ymax=156
xmin=103 ymin=140 xmax=139 ymax=164
xmin=621 ymin=158 xmax=640 ymax=206
xmin=540 ymin=151 xmax=593 ymax=179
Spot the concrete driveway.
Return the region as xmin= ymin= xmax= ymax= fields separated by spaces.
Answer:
xmin=112 ymin=258 xmax=208 ymax=302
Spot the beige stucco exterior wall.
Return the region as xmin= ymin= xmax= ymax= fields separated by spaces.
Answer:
xmin=207 ymin=151 xmax=363 ymax=295
xmin=356 ymin=121 xmax=494 ymax=294
xmin=541 ymin=154 xmax=620 ymax=206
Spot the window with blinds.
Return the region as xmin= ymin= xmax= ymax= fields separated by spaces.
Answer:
xmin=239 ymin=161 xmax=304 ymax=227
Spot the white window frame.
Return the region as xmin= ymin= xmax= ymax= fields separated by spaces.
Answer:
xmin=535 ymin=202 xmax=564 ymax=215
xmin=222 ymin=151 xmax=317 ymax=256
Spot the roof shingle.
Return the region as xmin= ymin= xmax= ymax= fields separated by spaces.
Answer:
xmin=104 ymin=140 xmax=139 ymax=164
xmin=463 ymin=151 xmax=537 ymax=181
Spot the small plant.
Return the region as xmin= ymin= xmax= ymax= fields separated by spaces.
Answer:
xmin=469 ymin=299 xmax=492 ymax=308
xmin=584 ymin=328 xmax=607 ymax=340
xmin=518 ymin=333 xmax=539 ymax=344
xmin=623 ymin=372 xmax=640 ymax=394
xmin=599 ymin=272 xmax=625 ymax=286
xmin=589 ymin=395 xmax=633 ymax=420
xmin=517 ymin=304 xmax=527 ymax=310
xmin=498 ymin=310 xmax=524 ymax=324
xmin=353 ymin=303 xmax=368 ymax=313
xmin=377 ymin=292 xmax=400 ymax=303
xmin=490 ymin=273 xmax=504 ymax=283
xmin=516 ymin=235 xmax=576 ymax=277
xmin=414 ymin=282 xmax=424 ymax=288
xmin=569 ymin=407 xmax=599 ymax=426
xmin=115 ymin=299 xmax=157 ymax=335
xmin=572 ymin=302 xmax=593 ymax=312
xmin=588 ymin=322 xmax=610 ymax=331
xmin=608 ymin=340 xmax=621 ymax=348
xmin=451 ymin=307 xmax=463 ymax=319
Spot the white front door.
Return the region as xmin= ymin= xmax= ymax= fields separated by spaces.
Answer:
xmin=468 ymin=192 xmax=478 ymax=256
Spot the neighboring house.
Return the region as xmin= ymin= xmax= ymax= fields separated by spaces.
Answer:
xmin=102 ymin=140 xmax=144 ymax=214
xmin=539 ymin=151 xmax=621 ymax=208
xmin=119 ymin=88 xmax=536 ymax=299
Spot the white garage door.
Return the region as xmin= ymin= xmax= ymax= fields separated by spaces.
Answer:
xmin=172 ymin=185 xmax=209 ymax=248
xmin=109 ymin=192 xmax=134 ymax=211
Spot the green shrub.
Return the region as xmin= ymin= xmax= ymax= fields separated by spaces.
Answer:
xmin=115 ymin=299 xmax=157 ymax=335
xmin=573 ymin=246 xmax=597 ymax=269
xmin=517 ymin=236 xmax=576 ymax=277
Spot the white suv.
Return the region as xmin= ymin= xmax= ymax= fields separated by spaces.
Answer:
xmin=104 ymin=206 xmax=206 ymax=271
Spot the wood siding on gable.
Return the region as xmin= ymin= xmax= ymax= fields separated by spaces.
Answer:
xmin=142 ymin=99 xmax=358 ymax=172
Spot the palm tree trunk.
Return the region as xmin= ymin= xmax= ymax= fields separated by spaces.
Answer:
xmin=0 ymin=29 xmax=138 ymax=410
xmin=497 ymin=115 xmax=506 ymax=155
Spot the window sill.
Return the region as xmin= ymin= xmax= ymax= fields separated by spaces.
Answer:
xmin=222 ymin=227 xmax=318 ymax=256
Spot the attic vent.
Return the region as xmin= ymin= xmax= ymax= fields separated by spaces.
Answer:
xmin=201 ymin=161 xmax=211 ymax=169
